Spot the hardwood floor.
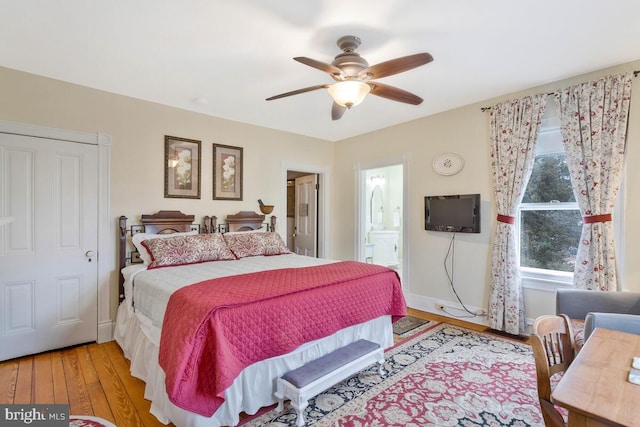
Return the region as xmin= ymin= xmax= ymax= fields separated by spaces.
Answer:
xmin=0 ymin=340 xmax=170 ymax=427
xmin=0 ymin=309 xmax=487 ymax=427
xmin=407 ymin=307 xmax=488 ymax=332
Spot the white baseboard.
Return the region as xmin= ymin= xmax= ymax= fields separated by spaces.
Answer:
xmin=406 ymin=292 xmax=491 ymax=328
xmin=97 ymin=320 xmax=114 ymax=343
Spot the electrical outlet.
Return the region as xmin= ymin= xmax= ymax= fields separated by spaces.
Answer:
xmin=436 ymin=303 xmax=445 ymax=311
xmin=475 ymin=308 xmax=487 ymax=316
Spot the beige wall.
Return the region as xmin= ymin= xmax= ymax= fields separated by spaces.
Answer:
xmin=331 ymin=98 xmax=493 ymax=317
xmin=2 ymin=59 xmax=639 ymax=327
xmin=333 ymin=60 xmax=640 ymax=324
xmin=0 ymin=66 xmax=334 ymax=319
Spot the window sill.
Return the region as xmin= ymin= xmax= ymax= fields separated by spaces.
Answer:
xmin=521 ymin=267 xmax=574 ymax=292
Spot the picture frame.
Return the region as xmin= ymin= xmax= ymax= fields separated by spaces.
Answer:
xmin=164 ymin=135 xmax=201 ymax=199
xmin=213 ymin=143 xmax=243 ymax=200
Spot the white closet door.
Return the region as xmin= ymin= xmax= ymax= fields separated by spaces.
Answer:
xmin=0 ymin=133 xmax=98 ymax=361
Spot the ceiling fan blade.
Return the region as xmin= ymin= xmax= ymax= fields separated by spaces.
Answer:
xmin=369 ymin=82 xmax=423 ymax=105
xmin=331 ymin=102 xmax=346 ymax=121
xmin=359 ymin=53 xmax=433 ymax=80
xmin=266 ymin=84 xmax=329 ymax=101
xmin=294 ymin=57 xmax=343 ymax=76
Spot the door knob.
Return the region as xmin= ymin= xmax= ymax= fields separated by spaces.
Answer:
xmin=85 ymin=250 xmax=95 ymax=257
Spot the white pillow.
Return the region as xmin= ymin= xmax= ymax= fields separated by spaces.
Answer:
xmin=132 ymin=230 xmax=198 ymax=265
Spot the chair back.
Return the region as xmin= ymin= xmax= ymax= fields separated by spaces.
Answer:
xmin=530 ymin=314 xmax=575 ymax=427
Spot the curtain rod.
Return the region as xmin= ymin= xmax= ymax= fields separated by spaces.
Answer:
xmin=480 ymin=70 xmax=640 ymax=112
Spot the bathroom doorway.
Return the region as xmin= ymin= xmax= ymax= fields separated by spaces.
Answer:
xmin=359 ymin=164 xmax=404 ymax=284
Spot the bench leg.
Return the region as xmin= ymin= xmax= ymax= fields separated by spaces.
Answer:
xmin=274 ymin=380 xmax=285 ymax=412
xmin=377 ymin=352 xmax=386 ymax=376
xmin=291 ymin=395 xmax=308 ymax=427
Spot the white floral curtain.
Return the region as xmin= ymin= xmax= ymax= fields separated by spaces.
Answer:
xmin=488 ymin=94 xmax=547 ymax=334
xmin=554 ymin=72 xmax=632 ymax=291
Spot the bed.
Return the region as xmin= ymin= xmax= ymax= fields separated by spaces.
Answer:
xmin=114 ymin=210 xmax=406 ymax=427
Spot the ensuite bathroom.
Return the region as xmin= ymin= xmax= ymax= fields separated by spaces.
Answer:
xmin=364 ymin=164 xmax=403 ymax=275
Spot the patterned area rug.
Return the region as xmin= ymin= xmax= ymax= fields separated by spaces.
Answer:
xmin=241 ymin=323 xmax=542 ymax=426
xmin=69 ymin=415 xmax=117 ymax=427
xmin=392 ymin=315 xmax=434 ymax=338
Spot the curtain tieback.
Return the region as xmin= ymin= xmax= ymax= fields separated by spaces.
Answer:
xmin=497 ymin=214 xmax=515 ymax=224
xmin=583 ymin=213 xmax=612 ymax=224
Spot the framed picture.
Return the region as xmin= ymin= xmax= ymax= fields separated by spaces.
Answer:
xmin=164 ymin=135 xmax=201 ymax=199
xmin=213 ymin=143 xmax=243 ymax=200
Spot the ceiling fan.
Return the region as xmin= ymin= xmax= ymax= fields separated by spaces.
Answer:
xmin=266 ymin=35 xmax=433 ymax=120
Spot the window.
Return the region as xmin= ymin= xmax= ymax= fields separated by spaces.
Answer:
xmin=518 ymin=112 xmax=581 ymax=277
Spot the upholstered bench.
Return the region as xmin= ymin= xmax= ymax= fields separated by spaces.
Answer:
xmin=275 ymin=339 xmax=386 ymax=426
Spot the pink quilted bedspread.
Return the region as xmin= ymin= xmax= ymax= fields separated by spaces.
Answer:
xmin=158 ymin=260 xmax=406 ymax=417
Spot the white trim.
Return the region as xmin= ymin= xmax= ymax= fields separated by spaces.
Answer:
xmin=354 ymin=162 xmax=363 ymax=261
xmin=97 ymin=133 xmax=112 ymax=342
xmin=406 ymin=292 xmax=490 ymax=328
xmin=0 ymin=119 xmax=98 ymax=145
xmin=402 ymin=153 xmax=411 ymax=293
xmin=281 ymin=161 xmax=331 ymax=259
xmin=521 ymin=276 xmax=573 ymax=293
xmin=0 ymin=119 xmax=113 ymax=343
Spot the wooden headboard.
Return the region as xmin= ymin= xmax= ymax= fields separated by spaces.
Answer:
xmin=118 ymin=210 xmax=277 ymax=301
xmin=203 ymin=211 xmax=276 ymax=233
xmin=227 ymin=211 xmax=268 ymax=232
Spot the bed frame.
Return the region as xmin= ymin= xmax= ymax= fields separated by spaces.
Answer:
xmin=118 ymin=210 xmax=277 ymax=301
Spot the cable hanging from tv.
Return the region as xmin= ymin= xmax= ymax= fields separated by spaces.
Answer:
xmin=443 ymin=233 xmax=478 ymax=318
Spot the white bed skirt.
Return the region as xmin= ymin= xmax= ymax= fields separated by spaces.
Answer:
xmin=114 ymin=302 xmax=393 ymax=427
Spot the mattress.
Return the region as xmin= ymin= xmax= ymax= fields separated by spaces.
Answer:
xmin=125 ymin=253 xmax=334 ymax=332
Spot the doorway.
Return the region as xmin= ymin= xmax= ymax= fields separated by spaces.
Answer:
xmin=286 ymin=170 xmax=319 ymax=257
xmin=359 ymin=164 xmax=404 ymax=283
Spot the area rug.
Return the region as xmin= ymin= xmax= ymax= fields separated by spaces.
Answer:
xmin=69 ymin=415 xmax=117 ymax=427
xmin=241 ymin=323 xmax=542 ymax=426
xmin=392 ymin=315 xmax=434 ymax=338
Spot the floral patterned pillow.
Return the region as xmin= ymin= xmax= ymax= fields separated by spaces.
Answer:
xmin=132 ymin=230 xmax=198 ymax=265
xmin=141 ymin=233 xmax=236 ymax=269
xmin=223 ymin=231 xmax=291 ymax=258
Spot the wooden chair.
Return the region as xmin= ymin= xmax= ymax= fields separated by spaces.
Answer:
xmin=530 ymin=314 xmax=575 ymax=427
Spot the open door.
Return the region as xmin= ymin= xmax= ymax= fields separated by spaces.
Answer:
xmin=294 ymin=174 xmax=318 ymax=257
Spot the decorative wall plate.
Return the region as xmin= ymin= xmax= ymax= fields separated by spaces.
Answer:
xmin=432 ymin=152 xmax=464 ymax=176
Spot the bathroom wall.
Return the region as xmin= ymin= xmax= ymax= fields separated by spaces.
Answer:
xmin=365 ymin=165 xmax=403 ymax=232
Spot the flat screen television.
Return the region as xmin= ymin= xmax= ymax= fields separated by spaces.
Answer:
xmin=425 ymin=194 xmax=481 ymax=233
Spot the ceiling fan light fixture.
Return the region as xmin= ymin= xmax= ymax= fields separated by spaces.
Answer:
xmin=328 ymin=80 xmax=371 ymax=109
xmin=266 ymin=36 xmax=433 ymax=120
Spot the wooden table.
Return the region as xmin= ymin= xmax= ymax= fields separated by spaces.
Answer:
xmin=551 ymin=327 xmax=640 ymax=426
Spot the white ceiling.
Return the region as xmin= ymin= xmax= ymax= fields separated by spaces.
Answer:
xmin=2 ymin=1 xmax=640 ymax=142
